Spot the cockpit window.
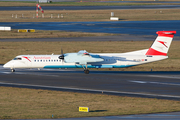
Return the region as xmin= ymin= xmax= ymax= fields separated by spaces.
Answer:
xmin=13 ymin=57 xmax=22 ymax=60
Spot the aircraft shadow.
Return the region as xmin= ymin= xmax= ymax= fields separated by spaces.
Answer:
xmin=89 ymin=110 xmax=107 ymax=112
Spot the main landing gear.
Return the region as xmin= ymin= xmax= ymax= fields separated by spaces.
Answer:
xmin=84 ymin=69 xmax=89 ymax=74
xmin=82 ymin=64 xmax=89 ymax=74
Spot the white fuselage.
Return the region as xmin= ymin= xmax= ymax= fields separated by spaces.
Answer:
xmin=3 ymin=49 xmax=168 ymax=69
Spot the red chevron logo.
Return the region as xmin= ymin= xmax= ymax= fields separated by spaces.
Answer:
xmin=158 ymin=41 xmax=168 ymax=48
xmin=22 ymin=56 xmax=31 ymax=62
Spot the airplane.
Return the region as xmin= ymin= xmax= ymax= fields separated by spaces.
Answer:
xmin=3 ymin=31 xmax=176 ymax=74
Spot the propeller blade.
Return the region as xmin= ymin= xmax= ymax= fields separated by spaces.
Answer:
xmin=61 ymin=49 xmax=63 ymax=55
xmin=59 ymin=48 xmax=65 ymax=62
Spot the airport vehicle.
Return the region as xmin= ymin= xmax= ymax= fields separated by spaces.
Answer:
xmin=3 ymin=31 xmax=176 ymax=74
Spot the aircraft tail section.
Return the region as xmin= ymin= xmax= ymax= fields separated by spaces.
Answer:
xmin=146 ymin=31 xmax=176 ymax=56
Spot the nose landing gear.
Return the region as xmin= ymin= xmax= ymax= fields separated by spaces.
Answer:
xmin=11 ymin=69 xmax=15 ymax=72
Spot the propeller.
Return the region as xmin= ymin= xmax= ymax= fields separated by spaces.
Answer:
xmin=59 ymin=49 xmax=64 ymax=62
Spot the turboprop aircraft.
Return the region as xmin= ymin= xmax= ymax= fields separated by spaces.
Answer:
xmin=3 ymin=31 xmax=176 ymax=74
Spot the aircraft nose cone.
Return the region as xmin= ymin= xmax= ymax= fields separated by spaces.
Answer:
xmin=3 ymin=63 xmax=11 ymax=68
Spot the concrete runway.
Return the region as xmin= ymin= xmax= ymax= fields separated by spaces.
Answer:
xmin=1 ymin=65 xmax=180 ymax=100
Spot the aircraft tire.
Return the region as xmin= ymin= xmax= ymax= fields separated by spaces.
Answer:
xmin=11 ymin=69 xmax=15 ymax=72
xmin=84 ymin=69 xmax=89 ymax=74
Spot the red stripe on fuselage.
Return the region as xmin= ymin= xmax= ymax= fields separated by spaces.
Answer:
xmin=146 ymin=48 xmax=167 ymax=56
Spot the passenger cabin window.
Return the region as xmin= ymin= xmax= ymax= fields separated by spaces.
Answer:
xmin=13 ymin=57 xmax=22 ymax=60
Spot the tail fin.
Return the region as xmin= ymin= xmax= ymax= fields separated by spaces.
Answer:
xmin=146 ymin=31 xmax=176 ymax=56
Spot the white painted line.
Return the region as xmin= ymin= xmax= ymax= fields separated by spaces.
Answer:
xmin=129 ymin=80 xmax=180 ymax=86
xmin=0 ymin=72 xmax=12 ymax=74
xmin=13 ymin=72 xmax=60 ymax=77
xmin=0 ymin=82 xmax=180 ymax=99
xmin=129 ymin=80 xmax=147 ymax=84
xmin=147 ymin=75 xmax=180 ymax=79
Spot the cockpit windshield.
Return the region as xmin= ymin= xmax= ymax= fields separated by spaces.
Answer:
xmin=13 ymin=57 xmax=22 ymax=60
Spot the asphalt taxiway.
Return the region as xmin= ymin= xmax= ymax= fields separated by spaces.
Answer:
xmin=1 ymin=65 xmax=180 ymax=100
xmin=56 ymin=112 xmax=180 ymax=120
xmin=19 ymin=112 xmax=180 ymax=120
xmin=57 ymin=112 xmax=180 ymax=120
xmin=1 ymin=21 xmax=180 ymax=36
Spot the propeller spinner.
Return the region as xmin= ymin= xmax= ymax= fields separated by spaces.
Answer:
xmin=59 ymin=49 xmax=64 ymax=61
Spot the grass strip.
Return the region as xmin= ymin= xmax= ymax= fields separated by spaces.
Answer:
xmin=1 ymin=86 xmax=180 ymax=119
xmin=0 ymin=30 xmax=113 ymax=39
xmin=0 ymin=9 xmax=180 ymax=22
xmin=1 ymin=41 xmax=180 ymax=71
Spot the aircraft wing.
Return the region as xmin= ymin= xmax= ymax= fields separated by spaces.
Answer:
xmin=64 ymin=50 xmax=104 ymax=64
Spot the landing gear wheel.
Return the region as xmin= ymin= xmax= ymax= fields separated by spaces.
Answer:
xmin=11 ymin=69 xmax=15 ymax=72
xmin=84 ymin=69 xmax=89 ymax=74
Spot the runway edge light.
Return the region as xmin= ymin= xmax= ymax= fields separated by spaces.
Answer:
xmin=79 ymin=107 xmax=89 ymax=112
